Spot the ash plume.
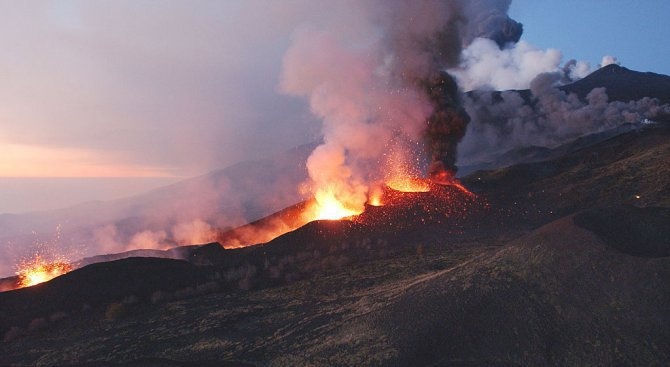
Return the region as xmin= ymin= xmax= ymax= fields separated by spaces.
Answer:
xmin=458 ymin=71 xmax=670 ymax=164
xmin=422 ymin=71 xmax=470 ymax=178
xmin=280 ymin=0 xmax=523 ymax=210
xmin=460 ymin=0 xmax=523 ymax=47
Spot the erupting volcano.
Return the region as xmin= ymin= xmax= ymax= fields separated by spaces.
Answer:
xmin=3 ymin=1 xmax=670 ymax=365
xmin=214 ymin=171 xmax=479 ymax=252
xmin=275 ymin=1 xmax=517 ymax=240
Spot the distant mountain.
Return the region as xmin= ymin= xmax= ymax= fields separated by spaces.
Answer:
xmin=469 ymin=64 xmax=670 ymax=105
xmin=562 ymin=64 xmax=670 ymax=104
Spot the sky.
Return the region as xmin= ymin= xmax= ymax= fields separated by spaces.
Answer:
xmin=509 ymin=0 xmax=670 ymax=75
xmin=0 ymin=0 xmax=668 ymax=214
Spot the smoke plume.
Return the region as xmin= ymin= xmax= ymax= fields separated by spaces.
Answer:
xmin=458 ymin=71 xmax=670 ymax=164
xmin=280 ymin=0 xmax=523 ymax=212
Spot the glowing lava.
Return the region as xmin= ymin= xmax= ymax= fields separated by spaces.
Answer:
xmin=386 ymin=176 xmax=431 ymax=193
xmin=368 ymin=185 xmax=384 ymax=206
xmin=384 ymin=145 xmax=431 ymax=193
xmin=430 ymin=169 xmax=475 ymax=197
xmin=16 ymin=255 xmax=73 ymax=288
xmin=304 ymin=189 xmax=363 ymax=221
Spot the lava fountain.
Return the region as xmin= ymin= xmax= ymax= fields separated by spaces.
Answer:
xmin=16 ymin=254 xmax=73 ymax=288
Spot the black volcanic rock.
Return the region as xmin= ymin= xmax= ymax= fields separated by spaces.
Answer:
xmin=463 ymin=124 xmax=670 ymax=228
xmin=574 ymin=205 xmax=670 ymax=257
xmin=0 ymin=257 xmax=210 ymax=335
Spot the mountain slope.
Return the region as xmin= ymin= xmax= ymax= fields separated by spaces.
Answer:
xmin=364 ymin=213 xmax=669 ymax=365
xmin=1 ymin=124 xmax=668 ymax=366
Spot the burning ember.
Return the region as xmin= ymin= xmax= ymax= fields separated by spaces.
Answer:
xmin=16 ymin=254 xmax=73 ymax=288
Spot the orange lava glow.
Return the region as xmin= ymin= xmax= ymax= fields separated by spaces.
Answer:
xmin=368 ymin=185 xmax=385 ymax=206
xmin=430 ymin=169 xmax=475 ymax=197
xmin=446 ymin=180 xmax=475 ymax=197
xmin=16 ymin=255 xmax=73 ymax=288
xmin=303 ymin=189 xmax=363 ymax=221
xmin=386 ymin=176 xmax=431 ymax=193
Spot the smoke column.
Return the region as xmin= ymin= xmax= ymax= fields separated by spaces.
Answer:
xmin=280 ymin=0 xmax=522 ymax=212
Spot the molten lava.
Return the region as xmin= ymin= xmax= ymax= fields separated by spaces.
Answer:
xmin=16 ymin=255 xmax=73 ymax=288
xmin=386 ymin=176 xmax=431 ymax=193
xmin=304 ymin=189 xmax=363 ymax=221
xmin=430 ymin=169 xmax=475 ymax=197
xmin=368 ymin=185 xmax=384 ymax=206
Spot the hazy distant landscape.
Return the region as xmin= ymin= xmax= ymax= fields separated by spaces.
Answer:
xmin=0 ymin=177 xmax=180 ymax=214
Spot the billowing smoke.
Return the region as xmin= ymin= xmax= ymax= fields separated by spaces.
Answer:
xmin=458 ymin=71 xmax=670 ymax=165
xmin=600 ymin=55 xmax=620 ymax=68
xmin=280 ymin=0 xmax=523 ymax=212
xmin=448 ymin=38 xmax=596 ymax=91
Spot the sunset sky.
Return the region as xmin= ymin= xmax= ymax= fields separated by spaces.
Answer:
xmin=0 ymin=0 xmax=668 ymax=213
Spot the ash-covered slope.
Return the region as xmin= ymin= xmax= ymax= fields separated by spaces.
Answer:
xmin=1 ymin=123 xmax=668 ymax=366
xmin=0 ymin=258 xmax=211 ymax=335
xmin=365 ymin=213 xmax=669 ymax=366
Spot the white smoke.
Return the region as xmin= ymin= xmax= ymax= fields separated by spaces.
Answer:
xmin=448 ymin=37 xmax=600 ymax=91
xmin=600 ymin=55 xmax=621 ymax=68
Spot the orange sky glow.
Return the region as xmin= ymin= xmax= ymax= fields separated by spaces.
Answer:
xmin=0 ymin=142 xmax=177 ymax=178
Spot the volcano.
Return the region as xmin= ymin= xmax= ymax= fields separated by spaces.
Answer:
xmin=1 ymin=119 xmax=669 ymax=365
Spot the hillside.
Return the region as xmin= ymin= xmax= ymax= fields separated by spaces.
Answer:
xmin=1 ymin=123 xmax=668 ymax=366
